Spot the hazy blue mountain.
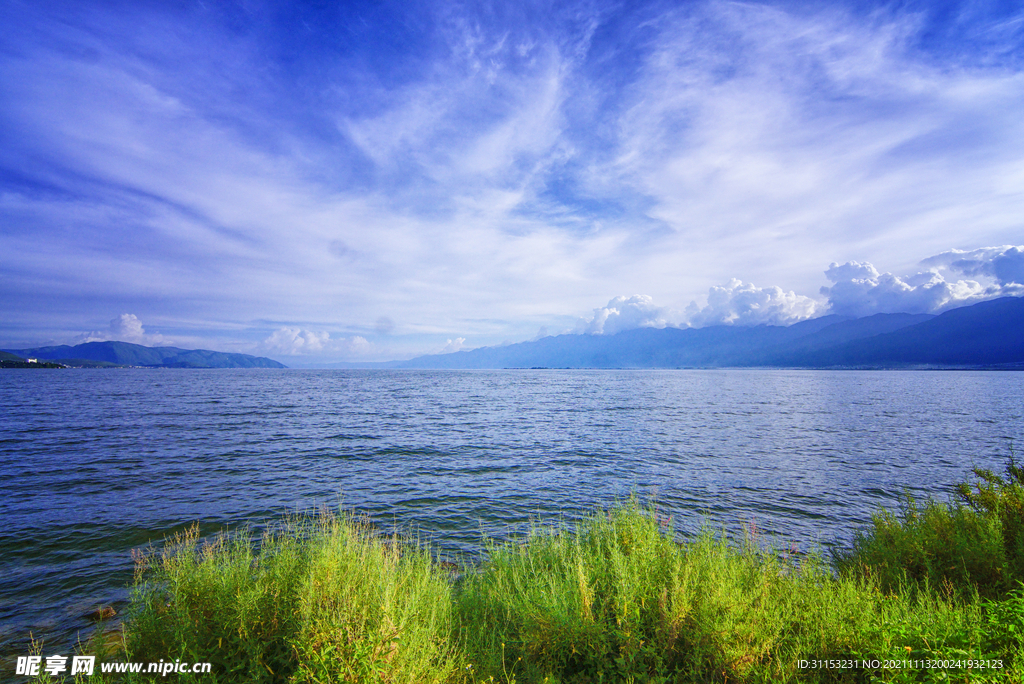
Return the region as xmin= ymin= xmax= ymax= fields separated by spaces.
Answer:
xmin=751 ymin=313 xmax=936 ymax=365
xmin=14 ymin=298 xmax=1020 ymax=371
xmin=792 ymin=296 xmax=1024 ymax=367
xmin=385 ymin=298 xmax=1020 ymax=369
xmin=6 ymin=341 xmax=287 ymax=368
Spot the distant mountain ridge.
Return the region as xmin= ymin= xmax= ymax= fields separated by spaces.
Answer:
xmin=5 ymin=341 xmax=287 ymax=369
xmin=357 ymin=297 xmax=1022 ymax=369
xmin=783 ymin=297 xmax=1024 ymax=367
xmin=10 ymin=297 xmax=1023 ymax=371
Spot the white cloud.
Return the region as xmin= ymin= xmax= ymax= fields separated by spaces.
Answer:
xmin=110 ymin=313 xmax=147 ymax=343
xmin=576 ymin=295 xmax=683 ymax=335
xmin=585 ymin=2 xmax=1024 ymax=299
xmin=342 ymin=32 xmax=571 ymax=202
xmin=344 ymin=336 xmax=373 ymax=356
xmin=577 ymin=244 xmax=1024 ymax=335
xmin=260 ymin=328 xmax=330 ymax=355
xmin=577 ymin=284 xmax=820 ymax=334
xmin=441 ymin=337 xmax=466 ymax=353
xmin=258 ymin=329 xmax=375 ymax=358
xmin=685 ymin=280 xmax=822 ymax=327
xmin=921 ymin=245 xmax=1024 ymax=286
xmin=75 ymin=313 xmax=165 ymax=345
xmin=821 ymin=246 xmax=1024 ymax=317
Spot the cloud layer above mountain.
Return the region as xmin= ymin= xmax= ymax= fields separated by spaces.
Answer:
xmin=576 ymin=245 xmax=1024 ymax=334
xmin=76 ymin=314 xmax=165 ymax=346
xmin=823 ymin=245 xmax=1024 ymax=318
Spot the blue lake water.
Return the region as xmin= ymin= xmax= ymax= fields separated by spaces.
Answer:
xmin=1 ymin=368 xmax=1022 ymax=661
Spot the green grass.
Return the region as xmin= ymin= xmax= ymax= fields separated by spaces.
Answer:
xmin=113 ymin=511 xmax=460 ymax=683
xmin=456 ymin=502 xmax=1013 ymax=683
xmin=30 ymin=459 xmax=1024 ymax=684
xmin=835 ymin=455 xmax=1024 ymax=601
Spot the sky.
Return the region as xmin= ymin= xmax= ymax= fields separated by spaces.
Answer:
xmin=2 ymin=0 xmax=1023 ymax=364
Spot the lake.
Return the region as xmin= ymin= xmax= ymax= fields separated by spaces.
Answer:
xmin=1 ymin=368 xmax=1021 ymax=660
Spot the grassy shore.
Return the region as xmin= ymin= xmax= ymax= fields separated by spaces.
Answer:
xmin=32 ymin=459 xmax=1024 ymax=683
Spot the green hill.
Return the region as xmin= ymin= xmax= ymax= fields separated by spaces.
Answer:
xmin=5 ymin=341 xmax=287 ymax=369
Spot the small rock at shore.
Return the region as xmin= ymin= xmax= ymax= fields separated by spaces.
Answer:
xmin=86 ymin=606 xmax=116 ymax=621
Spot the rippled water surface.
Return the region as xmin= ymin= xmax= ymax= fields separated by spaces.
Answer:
xmin=1 ymin=368 xmax=1022 ymax=657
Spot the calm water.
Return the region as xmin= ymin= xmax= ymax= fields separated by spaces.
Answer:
xmin=1 ymin=368 xmax=1022 ymax=659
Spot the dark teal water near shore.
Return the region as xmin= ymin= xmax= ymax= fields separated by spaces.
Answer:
xmin=1 ymin=368 xmax=1022 ymax=659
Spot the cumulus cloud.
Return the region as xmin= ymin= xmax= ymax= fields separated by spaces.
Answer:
xmin=75 ymin=313 xmax=164 ymax=345
xmin=261 ymin=328 xmax=330 ymax=355
xmin=578 ymin=285 xmax=820 ymax=334
xmin=576 ymin=245 xmax=1024 ymax=335
xmin=109 ymin=313 xmax=147 ymax=343
xmin=685 ymin=280 xmax=822 ymax=327
xmin=259 ymin=329 xmax=374 ymax=357
xmin=576 ymin=295 xmax=684 ymax=335
xmin=921 ymin=246 xmax=1024 ymax=286
xmin=822 ymin=246 xmax=1024 ymax=317
xmin=343 ymin=336 xmax=373 ymax=356
xmin=441 ymin=337 xmax=466 ymax=353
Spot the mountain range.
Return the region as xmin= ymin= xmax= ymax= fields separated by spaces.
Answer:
xmin=6 ymin=296 xmax=1023 ymax=370
xmin=3 ymin=341 xmax=287 ymax=369
xmin=352 ymin=296 xmax=1024 ymax=369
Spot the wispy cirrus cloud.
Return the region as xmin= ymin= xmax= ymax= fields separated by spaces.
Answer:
xmin=2 ymin=1 xmax=1023 ymax=359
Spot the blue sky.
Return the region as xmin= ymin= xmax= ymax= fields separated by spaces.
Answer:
xmin=2 ymin=0 xmax=1023 ymax=363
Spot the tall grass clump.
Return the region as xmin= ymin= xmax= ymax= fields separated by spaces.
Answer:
xmin=124 ymin=523 xmax=306 ymax=680
xmin=956 ymin=456 xmax=1024 ymax=585
xmin=123 ymin=510 xmax=461 ymax=683
xmin=456 ymin=497 xmax=996 ymax=683
xmin=288 ymin=514 xmax=458 ymax=684
xmin=836 ymin=456 xmax=1024 ymax=600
